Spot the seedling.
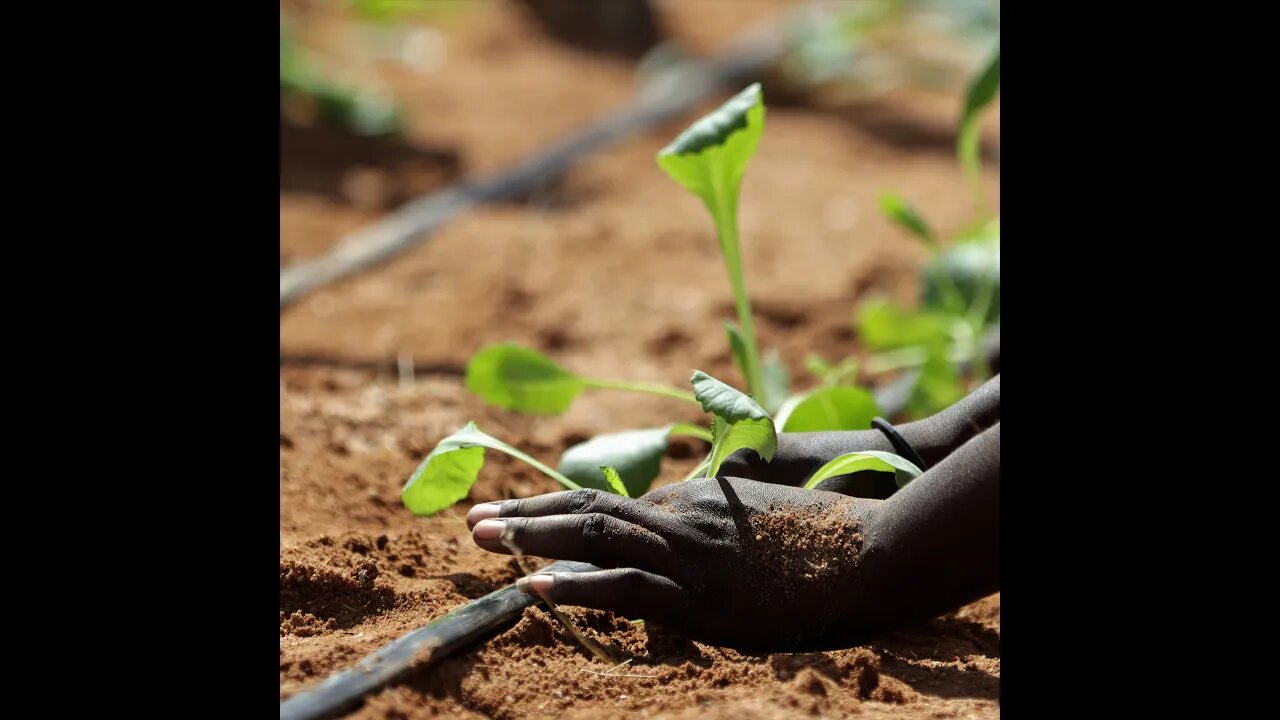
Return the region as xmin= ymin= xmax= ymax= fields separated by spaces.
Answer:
xmin=402 ymin=83 xmax=941 ymax=515
xmin=850 ymin=42 xmax=1000 ymax=418
xmin=402 ymin=369 xmax=919 ymax=515
xmin=656 ymin=84 xmax=769 ymax=405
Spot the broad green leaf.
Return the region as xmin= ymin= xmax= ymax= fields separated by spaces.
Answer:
xmin=761 ymin=350 xmax=791 ymax=415
xmin=879 ymin=193 xmax=934 ymax=245
xmin=656 ymin=83 xmax=765 ymax=205
xmin=600 ymin=466 xmax=630 ymax=498
xmin=803 ymin=450 xmax=924 ymax=491
xmin=855 ymin=298 xmax=953 ymax=351
xmin=402 ymin=422 xmax=580 ymax=516
xmin=559 ymin=428 xmax=669 ymax=497
xmin=466 ymin=343 xmax=586 ymax=415
xmin=777 ymin=386 xmax=881 ymax=433
xmin=691 ymin=370 xmax=777 ymax=478
xmin=558 ymin=423 xmax=712 ymax=497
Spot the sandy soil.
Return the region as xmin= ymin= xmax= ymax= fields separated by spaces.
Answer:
xmin=281 ymin=2 xmax=1000 ymax=717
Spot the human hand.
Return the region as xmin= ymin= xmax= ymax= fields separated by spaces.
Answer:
xmin=467 ymin=478 xmax=883 ymax=651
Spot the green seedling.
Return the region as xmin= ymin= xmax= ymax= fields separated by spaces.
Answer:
xmin=405 ymin=371 xmax=760 ymax=514
xmin=657 ymin=84 xmax=768 ymax=402
xmin=401 ymin=422 xmax=581 ymax=516
xmin=466 ymin=343 xmax=697 ymax=414
xmin=843 ymin=45 xmax=1000 ymax=418
xmin=403 ymin=369 xmax=918 ymax=515
xmin=404 ymin=84 xmax=919 ymax=516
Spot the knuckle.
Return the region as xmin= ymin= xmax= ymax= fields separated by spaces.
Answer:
xmin=569 ymin=488 xmax=604 ymax=515
xmin=580 ymin=513 xmax=610 ymax=542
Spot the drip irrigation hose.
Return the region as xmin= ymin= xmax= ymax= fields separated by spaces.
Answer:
xmin=280 ymin=559 xmax=599 ymax=720
xmin=280 ymin=17 xmax=789 ymax=308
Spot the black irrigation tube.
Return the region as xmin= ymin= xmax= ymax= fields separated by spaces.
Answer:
xmin=280 ymin=18 xmax=789 ymax=309
xmin=280 ymin=559 xmax=599 ymax=720
xmin=278 ymin=327 xmax=998 ymax=720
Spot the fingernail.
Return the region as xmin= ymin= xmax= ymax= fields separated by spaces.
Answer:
xmin=473 ymin=519 xmax=506 ymax=541
xmin=516 ymin=574 xmax=555 ymax=595
xmin=466 ymin=502 xmax=502 ymax=527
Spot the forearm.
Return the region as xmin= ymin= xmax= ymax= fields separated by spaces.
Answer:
xmin=897 ymin=373 xmax=1000 ymax=466
xmin=741 ymin=375 xmax=1000 ymax=495
xmin=851 ymin=422 xmax=1000 ymax=635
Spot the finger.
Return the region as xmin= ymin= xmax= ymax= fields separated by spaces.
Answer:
xmin=472 ymin=514 xmax=681 ymax=579
xmin=517 ymin=568 xmax=689 ymax=622
xmin=489 ymin=488 xmax=672 ymax=533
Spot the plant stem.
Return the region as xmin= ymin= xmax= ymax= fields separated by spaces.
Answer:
xmin=713 ymin=191 xmax=765 ymax=399
xmin=668 ymin=422 xmax=713 ymax=443
xmin=582 ymin=378 xmax=699 ymax=405
xmin=681 ymin=455 xmax=712 ymax=482
xmin=488 ymin=441 xmax=582 ymax=491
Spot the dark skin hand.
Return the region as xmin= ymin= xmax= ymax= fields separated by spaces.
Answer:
xmin=467 ymin=410 xmax=1000 ymax=652
xmin=720 ymin=374 xmax=1000 ymax=498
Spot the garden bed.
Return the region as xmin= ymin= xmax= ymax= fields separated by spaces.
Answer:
xmin=281 ymin=3 xmax=999 ymax=717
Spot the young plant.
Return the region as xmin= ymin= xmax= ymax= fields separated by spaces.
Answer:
xmin=402 ymin=370 xmax=918 ymax=515
xmin=404 ymin=84 xmax=918 ymax=518
xmin=465 ymin=343 xmax=697 ymax=415
xmin=848 ymin=44 xmax=1000 ymax=418
xmin=401 ymin=371 xmax=744 ymax=514
xmin=656 ymin=83 xmax=768 ymax=404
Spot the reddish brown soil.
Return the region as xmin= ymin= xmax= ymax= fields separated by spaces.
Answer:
xmin=281 ymin=2 xmax=999 ymax=717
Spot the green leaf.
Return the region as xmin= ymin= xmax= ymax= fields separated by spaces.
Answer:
xmin=402 ymin=422 xmax=581 ymax=516
xmin=961 ymin=45 xmax=1001 ymax=131
xmin=600 ymin=466 xmax=630 ymax=498
xmin=761 ymin=350 xmax=791 ymax=415
xmin=879 ymin=193 xmax=934 ymax=245
xmin=657 ymin=84 xmax=767 ymax=401
xmin=803 ymin=450 xmax=924 ymax=491
xmin=656 ymin=83 xmax=765 ymax=205
xmin=465 ymin=343 xmax=586 ymax=415
xmin=907 ymin=345 xmax=967 ymax=420
xmin=855 ymin=298 xmax=954 ymax=351
xmin=558 ymin=423 xmax=712 ymax=497
xmin=559 ymin=428 xmax=670 ymax=498
xmin=691 ymin=370 xmax=777 ymax=478
xmin=724 ymin=322 xmax=750 ymax=389
xmin=922 ymin=229 xmax=999 ymax=323
xmin=775 ymin=386 xmax=881 ymax=432
xmin=958 ymin=45 xmax=999 ymax=209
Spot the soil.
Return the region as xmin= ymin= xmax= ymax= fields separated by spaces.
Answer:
xmin=281 ymin=2 xmax=1000 ymax=718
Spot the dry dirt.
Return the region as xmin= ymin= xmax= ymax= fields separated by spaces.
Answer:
xmin=281 ymin=2 xmax=1000 ymax=717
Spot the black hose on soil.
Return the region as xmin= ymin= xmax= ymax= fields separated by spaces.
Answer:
xmin=280 ymin=559 xmax=599 ymax=720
